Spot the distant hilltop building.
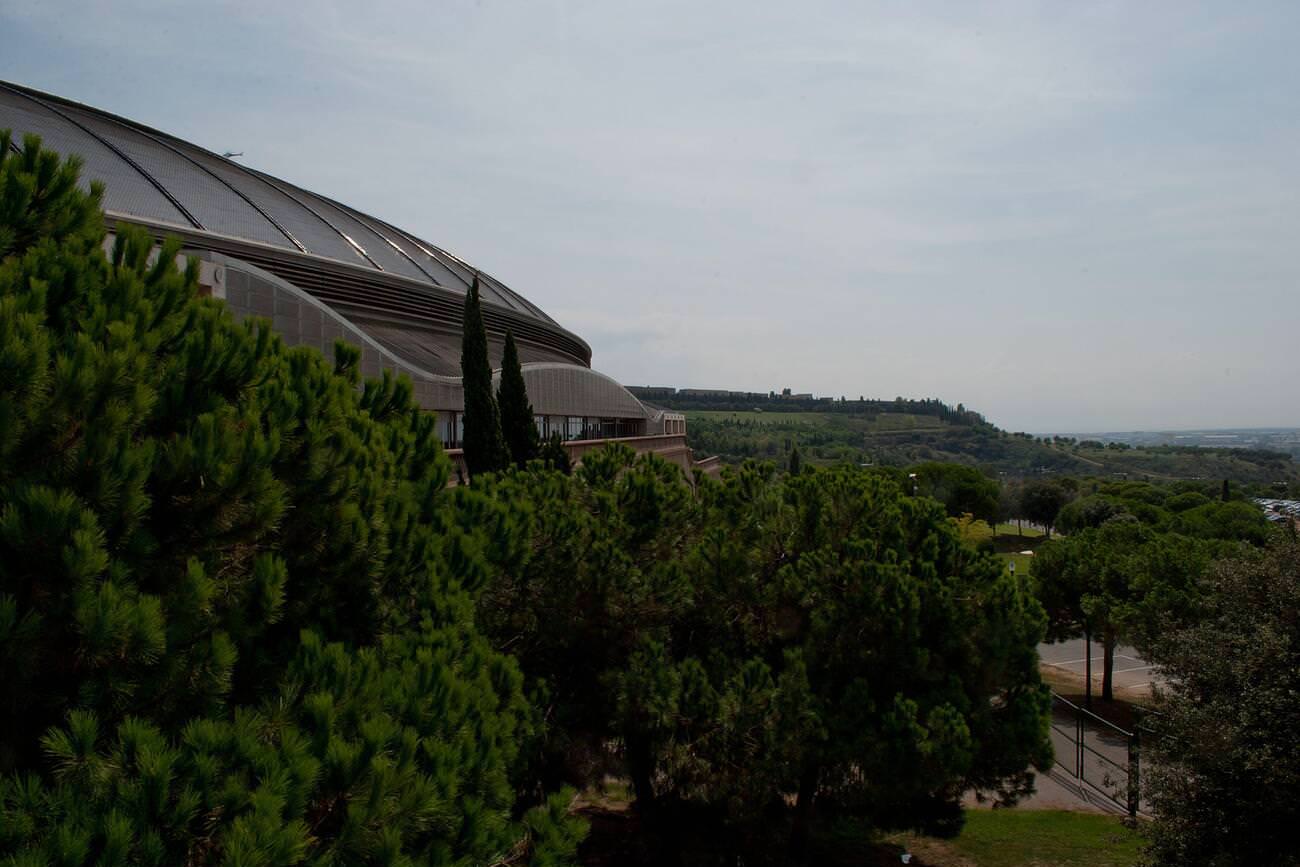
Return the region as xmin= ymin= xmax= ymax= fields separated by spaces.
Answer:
xmin=1 ymin=80 xmax=691 ymax=472
xmin=626 ymin=386 xmax=678 ymax=400
xmin=627 ymin=386 xmax=823 ymax=401
xmin=680 ymin=387 xmax=742 ymax=397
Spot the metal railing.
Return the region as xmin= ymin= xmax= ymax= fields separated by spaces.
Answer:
xmin=1050 ymin=692 xmax=1143 ymax=817
xmin=444 ymin=433 xmax=691 ymax=483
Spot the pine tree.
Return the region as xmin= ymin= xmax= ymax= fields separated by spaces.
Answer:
xmin=475 ymin=456 xmax=1051 ymax=858
xmin=0 ymin=133 xmax=583 ymax=866
xmin=497 ymin=330 xmax=539 ymax=468
xmin=459 ymin=276 xmax=508 ymax=478
xmin=540 ymin=431 xmax=572 ymax=474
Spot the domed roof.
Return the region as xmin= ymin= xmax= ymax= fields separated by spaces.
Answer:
xmin=0 ymin=80 xmax=576 ymax=343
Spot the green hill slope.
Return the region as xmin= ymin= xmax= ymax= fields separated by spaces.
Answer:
xmin=671 ymin=403 xmax=1297 ymax=486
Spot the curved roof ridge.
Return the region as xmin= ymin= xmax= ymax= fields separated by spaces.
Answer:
xmin=0 ymin=79 xmax=552 ymax=324
xmin=1 ymin=79 xmax=592 ymax=368
xmin=1 ymin=82 xmax=202 ymax=229
xmin=241 ymin=166 xmax=384 ymax=270
xmin=108 ymin=114 xmax=308 ymax=253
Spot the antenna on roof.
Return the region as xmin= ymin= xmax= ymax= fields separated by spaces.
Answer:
xmin=221 ymin=151 xmax=243 ymax=159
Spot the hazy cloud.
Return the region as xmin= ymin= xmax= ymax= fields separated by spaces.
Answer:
xmin=3 ymin=0 xmax=1296 ymax=430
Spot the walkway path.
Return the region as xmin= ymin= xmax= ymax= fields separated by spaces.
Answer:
xmin=964 ymin=640 xmax=1158 ymax=814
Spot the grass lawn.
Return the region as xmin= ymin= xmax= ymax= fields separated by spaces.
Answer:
xmin=994 ymin=522 xmax=1045 ymax=538
xmin=575 ymin=779 xmax=1147 ymax=867
xmin=892 ymin=810 xmax=1146 ymax=867
xmin=957 ymin=521 xmax=1045 ymax=579
xmin=963 ymin=521 xmax=1048 ymax=546
xmin=1000 ymin=551 xmax=1034 ymax=577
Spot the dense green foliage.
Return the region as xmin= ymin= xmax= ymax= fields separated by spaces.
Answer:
xmin=1143 ymin=540 xmax=1300 ymax=867
xmin=497 ymin=330 xmax=539 ymax=469
xmin=537 ymin=432 xmax=571 ymax=475
xmin=1057 ymin=481 xmax=1271 ymax=546
xmin=1018 ymin=480 xmax=1072 ymax=537
xmin=911 ymin=462 xmax=999 ymax=524
xmin=787 ymin=442 xmax=802 ymax=475
xmin=0 ymin=133 xmax=580 ymax=866
xmin=460 ymin=276 xmax=508 ymax=477
xmin=1031 ymin=478 xmax=1270 ymax=700
xmin=475 ymin=451 xmax=1052 ymax=860
xmin=1034 ymin=522 xmax=1210 ymax=700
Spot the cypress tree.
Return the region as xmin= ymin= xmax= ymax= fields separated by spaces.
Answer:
xmin=460 ymin=275 xmax=508 ymax=477
xmin=497 ymin=330 xmax=539 ymax=468
xmin=788 ymin=443 xmax=803 ymax=475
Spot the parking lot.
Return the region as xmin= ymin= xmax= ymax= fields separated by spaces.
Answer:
xmin=1255 ymin=497 xmax=1300 ymax=525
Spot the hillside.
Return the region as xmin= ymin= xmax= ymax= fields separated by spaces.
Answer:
xmin=1067 ymin=428 xmax=1300 ymax=461
xmin=646 ymin=394 xmax=1300 ymax=486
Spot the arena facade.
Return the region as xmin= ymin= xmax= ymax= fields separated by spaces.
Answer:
xmin=0 ymin=81 xmax=688 ymax=471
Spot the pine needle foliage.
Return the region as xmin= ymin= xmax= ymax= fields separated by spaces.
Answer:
xmin=474 ymin=452 xmax=1052 ymax=859
xmin=538 ymin=433 xmax=571 ymax=475
xmin=0 ymin=133 xmax=583 ymax=866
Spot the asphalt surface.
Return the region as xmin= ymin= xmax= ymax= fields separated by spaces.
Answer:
xmin=1036 ymin=638 xmax=1156 ymax=814
xmin=1038 ymin=638 xmax=1162 ymax=695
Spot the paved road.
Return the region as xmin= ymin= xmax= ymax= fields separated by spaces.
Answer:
xmin=1039 ymin=638 xmax=1162 ymax=695
xmin=1040 ymin=639 xmax=1157 ymax=814
xmin=966 ymin=640 xmax=1160 ymax=814
xmin=962 ymin=767 xmax=1131 ymax=814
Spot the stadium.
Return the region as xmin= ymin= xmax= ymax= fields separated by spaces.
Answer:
xmin=0 ymin=80 xmax=688 ymax=470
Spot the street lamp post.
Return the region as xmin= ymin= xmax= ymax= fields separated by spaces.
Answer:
xmin=1084 ymin=621 xmax=1093 ymax=710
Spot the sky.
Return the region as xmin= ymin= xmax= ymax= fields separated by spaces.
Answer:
xmin=2 ymin=1 xmax=1297 ymax=432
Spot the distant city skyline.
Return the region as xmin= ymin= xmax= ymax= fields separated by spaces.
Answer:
xmin=3 ymin=1 xmax=1297 ymax=431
